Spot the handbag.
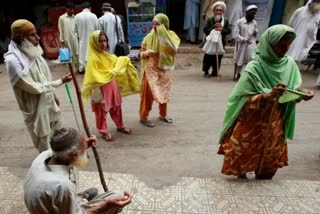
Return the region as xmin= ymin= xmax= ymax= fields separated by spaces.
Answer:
xmin=59 ymin=47 xmax=71 ymax=62
xmin=114 ymin=15 xmax=130 ymax=56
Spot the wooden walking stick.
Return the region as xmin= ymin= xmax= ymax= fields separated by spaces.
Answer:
xmin=67 ymin=63 xmax=108 ymax=192
xmin=216 ymin=43 xmax=220 ymax=81
xmin=256 ymin=97 xmax=279 ymax=176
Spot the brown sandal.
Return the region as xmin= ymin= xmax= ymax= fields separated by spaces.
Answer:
xmin=101 ymin=133 xmax=115 ymax=141
xmin=117 ymin=127 xmax=132 ymax=134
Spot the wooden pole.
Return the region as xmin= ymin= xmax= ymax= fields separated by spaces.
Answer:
xmin=256 ymin=98 xmax=279 ymax=176
xmin=216 ymin=43 xmax=220 ymax=81
xmin=68 ymin=63 xmax=108 ymax=192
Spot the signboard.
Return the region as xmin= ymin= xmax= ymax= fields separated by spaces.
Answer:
xmin=128 ymin=22 xmax=153 ymax=47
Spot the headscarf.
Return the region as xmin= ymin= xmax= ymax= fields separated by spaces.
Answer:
xmin=219 ymin=25 xmax=302 ymax=143
xmin=11 ymin=19 xmax=35 ymax=38
xmin=82 ymin=30 xmax=140 ymax=103
xmin=141 ymin=13 xmax=180 ymax=70
xmin=211 ymin=1 xmax=226 ymax=11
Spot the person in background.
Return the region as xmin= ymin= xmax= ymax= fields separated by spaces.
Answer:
xmin=232 ymin=5 xmax=258 ymax=81
xmin=111 ymin=7 xmax=129 ymax=44
xmin=139 ymin=13 xmax=180 ymax=127
xmin=218 ymin=25 xmax=314 ymax=179
xmin=74 ymin=1 xmax=100 ymax=73
xmin=183 ymin=0 xmax=200 ymax=43
xmin=99 ymin=2 xmax=125 ymax=54
xmin=202 ymin=1 xmax=230 ymax=78
xmin=58 ymin=1 xmax=79 ymax=71
xmin=4 ymin=19 xmax=72 ymax=152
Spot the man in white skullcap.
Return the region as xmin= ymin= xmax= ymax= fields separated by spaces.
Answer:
xmin=4 ymin=19 xmax=72 ymax=152
xmin=202 ymin=1 xmax=230 ymax=78
xmin=233 ymin=5 xmax=258 ymax=81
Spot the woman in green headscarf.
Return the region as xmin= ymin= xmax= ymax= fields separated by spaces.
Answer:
xmin=217 ymin=25 xmax=314 ymax=179
xmin=139 ymin=13 xmax=180 ymax=127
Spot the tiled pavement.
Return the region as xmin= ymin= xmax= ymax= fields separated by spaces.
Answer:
xmin=1 ymin=167 xmax=320 ymax=214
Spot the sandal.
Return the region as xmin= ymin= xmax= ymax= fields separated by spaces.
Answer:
xmin=117 ymin=127 xmax=132 ymax=134
xmin=79 ymin=187 xmax=98 ymax=201
xmin=101 ymin=133 xmax=115 ymax=141
xmin=140 ymin=119 xmax=155 ymax=127
xmin=158 ymin=116 xmax=173 ymax=124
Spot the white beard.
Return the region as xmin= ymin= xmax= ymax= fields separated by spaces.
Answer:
xmin=309 ymin=2 xmax=320 ymax=14
xmin=72 ymin=151 xmax=89 ymax=169
xmin=20 ymin=39 xmax=44 ymax=59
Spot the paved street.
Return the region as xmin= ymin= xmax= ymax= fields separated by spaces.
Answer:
xmin=0 ymin=46 xmax=320 ymax=213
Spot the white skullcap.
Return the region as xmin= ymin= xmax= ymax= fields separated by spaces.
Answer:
xmin=211 ymin=1 xmax=227 ymax=11
xmin=246 ymin=5 xmax=258 ymax=12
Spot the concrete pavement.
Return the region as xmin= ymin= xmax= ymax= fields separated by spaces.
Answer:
xmin=0 ymin=46 xmax=320 ymax=213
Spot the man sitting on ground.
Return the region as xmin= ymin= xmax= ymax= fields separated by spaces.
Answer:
xmin=24 ymin=127 xmax=132 ymax=213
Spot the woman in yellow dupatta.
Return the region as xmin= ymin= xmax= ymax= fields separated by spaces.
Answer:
xmin=82 ymin=30 xmax=140 ymax=141
xmin=139 ymin=13 xmax=180 ymax=127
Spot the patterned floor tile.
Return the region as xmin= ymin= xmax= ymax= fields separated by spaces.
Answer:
xmin=302 ymin=180 xmax=320 ymax=198
xmin=207 ymin=193 xmax=239 ymax=214
xmin=288 ymin=197 xmax=320 ymax=214
xmin=127 ymin=190 xmax=156 ymax=212
xmin=278 ymin=180 xmax=311 ymax=198
xmin=0 ymin=200 xmax=28 ymax=214
xmin=234 ymin=195 xmax=267 ymax=214
xmin=178 ymin=177 xmax=207 ymax=194
xmin=255 ymin=180 xmax=285 ymax=197
xmin=155 ymin=190 xmax=182 ymax=213
xmin=205 ymin=178 xmax=232 ymax=195
xmin=230 ymin=179 xmax=261 ymax=196
xmin=181 ymin=193 xmax=210 ymax=213
xmin=260 ymin=196 xmax=296 ymax=214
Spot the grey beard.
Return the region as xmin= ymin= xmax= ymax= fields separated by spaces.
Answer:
xmin=309 ymin=3 xmax=320 ymax=14
xmin=20 ymin=39 xmax=44 ymax=59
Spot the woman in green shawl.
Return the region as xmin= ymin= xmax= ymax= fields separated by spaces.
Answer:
xmin=218 ymin=25 xmax=314 ymax=179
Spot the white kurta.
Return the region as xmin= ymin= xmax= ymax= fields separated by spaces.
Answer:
xmin=58 ymin=13 xmax=79 ymax=62
xmin=226 ymin=0 xmax=243 ymax=37
xmin=74 ymin=9 xmax=100 ymax=71
xmin=233 ymin=17 xmax=258 ymax=66
xmin=287 ymin=6 xmax=320 ymax=62
xmin=5 ymin=42 xmax=62 ymax=152
xmin=99 ymin=12 xmax=124 ymax=54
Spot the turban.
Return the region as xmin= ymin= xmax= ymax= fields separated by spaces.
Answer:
xmin=211 ymin=1 xmax=227 ymax=11
xmin=11 ymin=19 xmax=35 ymax=37
xmin=102 ymin=2 xmax=112 ymax=10
xmin=246 ymin=5 xmax=258 ymax=12
xmin=50 ymin=128 xmax=81 ymax=152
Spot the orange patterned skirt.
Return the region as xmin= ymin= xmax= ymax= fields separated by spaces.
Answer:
xmin=218 ymin=95 xmax=288 ymax=178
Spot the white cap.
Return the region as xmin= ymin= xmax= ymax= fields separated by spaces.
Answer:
xmin=246 ymin=5 xmax=258 ymax=12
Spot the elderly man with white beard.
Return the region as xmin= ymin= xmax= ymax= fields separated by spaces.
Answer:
xmin=24 ymin=127 xmax=133 ymax=214
xmin=4 ymin=19 xmax=73 ymax=152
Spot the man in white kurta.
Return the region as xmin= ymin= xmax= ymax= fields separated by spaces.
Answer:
xmin=5 ymin=19 xmax=72 ymax=152
xmin=74 ymin=2 xmax=100 ymax=73
xmin=226 ymin=0 xmax=243 ymax=39
xmin=287 ymin=0 xmax=320 ymax=62
xmin=99 ymin=3 xmax=124 ymax=54
xmin=58 ymin=2 xmax=79 ymax=71
xmin=24 ymin=128 xmax=132 ymax=213
xmin=233 ymin=5 xmax=258 ymax=80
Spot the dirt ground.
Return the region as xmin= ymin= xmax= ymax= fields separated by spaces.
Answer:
xmin=0 ymin=53 xmax=319 ymax=189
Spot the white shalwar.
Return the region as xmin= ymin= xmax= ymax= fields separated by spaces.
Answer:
xmin=99 ymin=12 xmax=124 ymax=54
xmin=58 ymin=13 xmax=79 ymax=69
xmin=226 ymin=0 xmax=243 ymax=38
xmin=74 ymin=9 xmax=100 ymax=72
xmin=4 ymin=41 xmax=62 ymax=152
xmin=233 ymin=17 xmax=258 ymax=66
xmin=287 ymin=6 xmax=320 ymax=62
